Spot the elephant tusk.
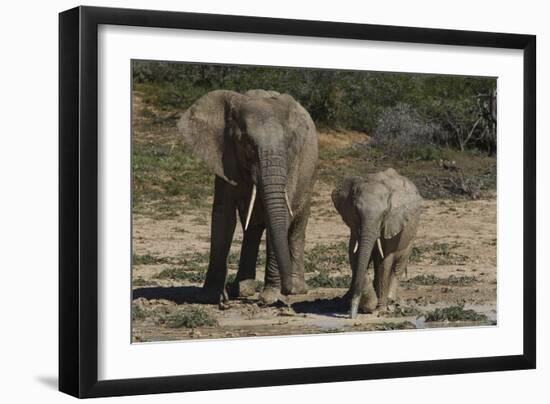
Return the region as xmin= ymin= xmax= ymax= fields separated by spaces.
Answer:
xmin=284 ymin=190 xmax=294 ymax=218
xmin=353 ymin=241 xmax=359 ymax=254
xmin=377 ymin=238 xmax=385 ymax=259
xmin=244 ymin=184 xmax=257 ymax=231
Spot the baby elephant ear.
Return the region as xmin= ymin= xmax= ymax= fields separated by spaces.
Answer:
xmin=177 ymin=90 xmax=241 ymax=185
xmin=383 ymin=186 xmax=422 ymax=239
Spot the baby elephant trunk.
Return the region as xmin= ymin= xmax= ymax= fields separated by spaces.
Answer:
xmin=350 ymin=228 xmax=378 ymax=319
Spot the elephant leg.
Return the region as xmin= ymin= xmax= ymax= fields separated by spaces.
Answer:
xmin=230 ymin=223 xmax=265 ymax=298
xmin=203 ymin=177 xmax=237 ymax=303
xmin=343 ymin=231 xmax=358 ymax=301
xmin=358 ymin=255 xmax=378 ymax=313
xmin=374 ymin=252 xmax=396 ymax=308
xmin=388 ymin=245 xmax=412 ymax=302
xmin=287 ymin=206 xmax=311 ymax=294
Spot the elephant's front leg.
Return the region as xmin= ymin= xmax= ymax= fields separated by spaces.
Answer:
xmin=230 ymin=223 xmax=265 ymax=298
xmin=342 ymin=231 xmax=358 ymax=302
xmin=203 ymin=177 xmax=237 ymax=304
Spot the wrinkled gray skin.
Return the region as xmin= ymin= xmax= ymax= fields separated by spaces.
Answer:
xmin=178 ymin=89 xmax=318 ymax=305
xmin=331 ymin=169 xmax=422 ymax=318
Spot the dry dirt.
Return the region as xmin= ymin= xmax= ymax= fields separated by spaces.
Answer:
xmin=132 ymin=185 xmax=497 ymax=342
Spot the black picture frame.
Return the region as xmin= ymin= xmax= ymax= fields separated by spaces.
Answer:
xmin=59 ymin=5 xmax=536 ymax=398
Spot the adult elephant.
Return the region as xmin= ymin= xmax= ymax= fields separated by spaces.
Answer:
xmin=178 ymin=89 xmax=318 ymax=305
xmin=331 ymin=169 xmax=422 ymax=318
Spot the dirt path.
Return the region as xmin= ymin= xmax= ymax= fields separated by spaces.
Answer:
xmin=131 ymin=186 xmax=496 ymax=342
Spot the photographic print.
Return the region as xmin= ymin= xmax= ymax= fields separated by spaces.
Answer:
xmin=131 ymin=60 xmax=497 ymax=343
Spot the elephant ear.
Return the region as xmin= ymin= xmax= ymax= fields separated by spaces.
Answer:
xmin=383 ymin=181 xmax=422 ymax=239
xmin=177 ymin=90 xmax=242 ymax=185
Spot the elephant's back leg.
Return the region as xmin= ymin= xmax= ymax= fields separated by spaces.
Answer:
xmin=373 ymin=252 xmax=396 ymax=308
xmin=388 ymin=246 xmax=412 ymax=302
xmin=230 ymin=223 xmax=265 ymax=298
xmin=388 ymin=215 xmax=419 ymax=299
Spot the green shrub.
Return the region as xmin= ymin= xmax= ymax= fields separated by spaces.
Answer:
xmin=424 ymin=304 xmax=487 ymax=322
xmin=166 ymin=307 xmax=218 ymax=328
xmin=132 ymin=304 xmax=147 ymax=321
xmin=133 ymin=60 xmax=497 ymax=155
xmin=133 ymin=253 xmax=170 ymax=265
xmin=306 ymin=271 xmax=351 ymax=288
xmin=405 ymin=274 xmax=477 ymax=286
xmin=155 ymin=267 xmax=206 ymax=283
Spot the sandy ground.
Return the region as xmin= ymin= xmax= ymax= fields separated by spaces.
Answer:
xmin=131 ymin=184 xmax=497 ymax=342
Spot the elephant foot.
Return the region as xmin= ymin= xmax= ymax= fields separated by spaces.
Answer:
xmin=349 ymin=292 xmax=378 ymax=318
xmin=228 ymin=279 xmax=257 ymax=298
xmin=258 ymin=287 xmax=288 ymax=306
xmin=285 ymin=277 xmax=308 ymax=295
xmin=359 ymin=293 xmax=378 ymax=314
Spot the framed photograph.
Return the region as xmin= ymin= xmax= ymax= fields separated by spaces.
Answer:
xmin=59 ymin=6 xmax=536 ymax=398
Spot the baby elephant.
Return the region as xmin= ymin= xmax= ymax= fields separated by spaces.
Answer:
xmin=332 ymin=169 xmax=422 ymax=318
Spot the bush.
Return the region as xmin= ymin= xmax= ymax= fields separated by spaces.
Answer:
xmin=133 ymin=61 xmax=497 ymax=154
xmin=372 ymin=103 xmax=442 ymax=159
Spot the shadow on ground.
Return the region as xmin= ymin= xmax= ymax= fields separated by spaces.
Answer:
xmin=291 ymin=297 xmax=348 ymax=317
xmin=132 ymin=286 xmax=212 ymax=304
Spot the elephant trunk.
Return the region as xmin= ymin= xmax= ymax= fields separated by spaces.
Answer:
xmin=350 ymin=225 xmax=378 ymax=319
xmin=258 ymin=149 xmax=293 ymax=295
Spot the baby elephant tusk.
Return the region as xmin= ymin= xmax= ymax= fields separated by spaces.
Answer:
xmin=377 ymin=238 xmax=385 ymax=259
xmin=244 ymin=185 xmax=257 ymax=231
xmin=284 ymin=190 xmax=294 ymax=218
xmin=353 ymin=241 xmax=359 ymax=254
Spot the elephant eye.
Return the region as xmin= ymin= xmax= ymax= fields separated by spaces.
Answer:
xmin=246 ymin=144 xmax=257 ymax=160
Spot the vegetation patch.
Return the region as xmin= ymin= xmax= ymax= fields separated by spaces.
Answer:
xmin=133 ymin=276 xmax=157 ymax=287
xmin=133 ymin=253 xmax=170 ymax=265
xmin=405 ymin=274 xmax=477 ymax=286
xmin=424 ymin=304 xmax=487 ymax=322
xmin=409 ymin=246 xmax=424 ymax=263
xmin=408 ymin=242 xmax=469 ymax=265
xmin=155 ymin=267 xmax=206 ymax=283
xmin=380 ymin=305 xmax=422 ymax=318
xmin=166 ymin=307 xmax=218 ymax=328
xmin=317 ymin=141 xmax=495 ymax=200
xmin=133 ymin=140 xmax=214 ymax=216
xmin=306 ymin=271 xmax=351 ymax=288
xmin=305 ymin=242 xmax=348 ymax=273
xmin=372 ymin=321 xmax=416 ymax=331
xmin=132 ymin=304 xmax=147 ymax=321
